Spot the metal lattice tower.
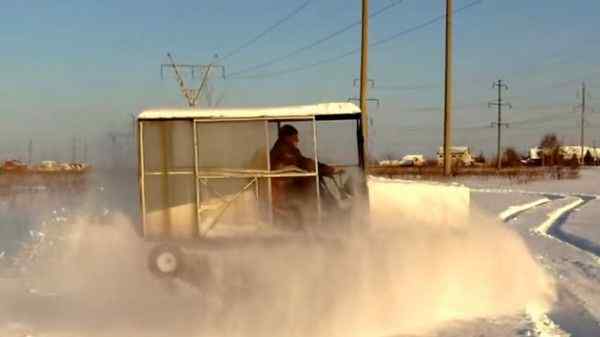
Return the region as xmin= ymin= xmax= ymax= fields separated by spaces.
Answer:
xmin=575 ymin=82 xmax=592 ymax=163
xmin=489 ymin=79 xmax=512 ymax=170
xmin=161 ymin=53 xmax=225 ymax=108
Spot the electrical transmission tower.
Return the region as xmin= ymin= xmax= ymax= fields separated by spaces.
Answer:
xmin=575 ymin=82 xmax=591 ymax=163
xmin=488 ymin=79 xmax=511 ymax=170
xmin=27 ymin=140 xmax=33 ymax=165
xmin=71 ymin=137 xmax=78 ymax=162
xmin=161 ymin=53 xmax=225 ymax=108
xmin=349 ymin=78 xmax=379 ymax=108
xmin=83 ymin=139 xmax=88 ymax=163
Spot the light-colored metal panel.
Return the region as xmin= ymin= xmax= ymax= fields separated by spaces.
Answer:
xmin=193 ymin=121 xmax=201 ymax=236
xmin=139 ymin=121 xmax=147 ymax=236
xmin=312 ymin=116 xmax=321 ymax=223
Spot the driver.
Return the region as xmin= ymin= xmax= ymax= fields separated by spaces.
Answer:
xmin=270 ymin=125 xmax=340 ymax=175
xmin=269 ymin=124 xmax=342 ymax=228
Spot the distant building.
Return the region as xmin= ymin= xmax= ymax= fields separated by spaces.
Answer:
xmin=527 ymin=145 xmax=600 ymax=165
xmin=1 ymin=160 xmax=27 ymax=173
xmin=378 ymin=159 xmax=402 ymax=167
xmin=558 ymin=146 xmax=597 ymax=162
xmin=398 ymin=154 xmax=425 ymax=167
xmin=436 ymin=146 xmax=474 ymax=167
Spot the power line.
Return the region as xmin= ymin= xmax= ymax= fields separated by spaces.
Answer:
xmin=509 ymin=112 xmax=572 ymax=125
xmin=230 ymin=0 xmax=483 ymax=80
xmin=373 ymin=83 xmax=440 ymax=91
xmin=371 ymin=0 xmax=482 ymax=48
xmin=511 ymin=37 xmax=600 ymax=81
xmin=228 ymin=0 xmax=405 ymax=78
xmin=379 ymin=110 xmax=581 ymax=132
xmin=219 ymin=1 xmax=312 ymax=61
xmin=398 ymin=101 xmax=486 ymax=112
xmin=231 ymin=49 xmax=357 ymax=79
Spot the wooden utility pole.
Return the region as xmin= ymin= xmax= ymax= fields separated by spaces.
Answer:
xmin=359 ymin=0 xmax=369 ymax=173
xmin=442 ymin=0 xmax=453 ymax=176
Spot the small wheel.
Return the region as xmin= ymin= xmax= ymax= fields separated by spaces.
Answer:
xmin=148 ymin=244 xmax=184 ymax=278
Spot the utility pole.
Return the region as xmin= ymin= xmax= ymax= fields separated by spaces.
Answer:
xmin=83 ymin=139 xmax=88 ymax=163
xmin=573 ymin=82 xmax=592 ymax=164
xmin=359 ymin=0 xmax=369 ymax=172
xmin=488 ymin=79 xmax=511 ymax=170
xmin=27 ymin=140 xmax=33 ymax=165
xmin=71 ymin=137 xmax=77 ymax=163
xmin=353 ymin=78 xmax=374 ymax=88
xmin=348 ymin=97 xmax=380 ymax=109
xmin=580 ymin=82 xmax=586 ymax=163
xmin=442 ymin=0 xmax=453 ymax=176
xmin=350 ymin=74 xmax=379 ymax=157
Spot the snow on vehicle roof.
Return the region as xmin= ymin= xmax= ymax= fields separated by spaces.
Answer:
xmin=138 ymin=102 xmax=360 ymax=120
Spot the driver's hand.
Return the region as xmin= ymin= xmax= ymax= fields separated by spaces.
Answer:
xmin=334 ymin=167 xmax=346 ymax=175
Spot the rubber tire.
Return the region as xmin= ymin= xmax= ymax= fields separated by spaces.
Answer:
xmin=148 ymin=244 xmax=184 ymax=278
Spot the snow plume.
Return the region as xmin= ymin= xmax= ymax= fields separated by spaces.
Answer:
xmin=0 ymin=180 xmax=556 ymax=337
xmin=0 ymin=213 xmax=207 ymax=337
xmin=335 ymin=178 xmax=558 ymax=335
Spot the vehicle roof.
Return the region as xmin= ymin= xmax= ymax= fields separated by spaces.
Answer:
xmin=138 ymin=102 xmax=361 ymax=120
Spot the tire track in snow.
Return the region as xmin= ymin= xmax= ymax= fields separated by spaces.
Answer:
xmin=495 ymin=195 xmax=600 ymax=336
xmin=524 ymin=196 xmax=600 ymax=336
xmin=532 ymin=195 xmax=600 ymax=263
xmin=477 ymin=188 xmax=600 ymax=262
xmin=526 ymin=306 xmax=570 ymax=337
xmin=471 ymin=187 xmax=598 ymax=201
xmin=495 ymin=195 xmax=571 ymax=336
xmin=499 ymin=197 xmax=551 ymax=222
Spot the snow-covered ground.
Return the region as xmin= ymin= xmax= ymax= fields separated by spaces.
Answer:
xmin=458 ymin=167 xmax=600 ymax=197
xmin=1 ymin=169 xmax=600 ymax=336
xmin=562 ymin=198 xmax=600 ymax=252
xmin=458 ymin=168 xmax=600 ymax=336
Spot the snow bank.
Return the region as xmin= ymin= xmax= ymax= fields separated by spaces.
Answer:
xmin=499 ymin=198 xmax=551 ymax=222
xmin=368 ymin=177 xmax=470 ymax=229
xmin=526 ymin=305 xmax=570 ymax=337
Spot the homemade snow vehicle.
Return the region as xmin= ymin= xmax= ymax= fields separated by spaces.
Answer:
xmin=137 ymin=102 xmax=371 ymax=281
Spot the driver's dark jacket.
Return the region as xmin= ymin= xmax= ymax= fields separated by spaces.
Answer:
xmin=269 ymin=139 xmax=335 ymax=175
xmin=269 ymin=139 xmax=335 ymax=208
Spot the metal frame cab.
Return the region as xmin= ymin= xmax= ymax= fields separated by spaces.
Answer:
xmin=137 ymin=102 xmax=367 ymax=244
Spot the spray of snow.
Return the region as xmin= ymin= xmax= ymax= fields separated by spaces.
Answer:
xmin=0 ymin=180 xmax=556 ymax=337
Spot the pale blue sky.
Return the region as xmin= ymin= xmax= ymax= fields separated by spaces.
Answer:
xmin=2 ymin=0 xmax=599 ymax=161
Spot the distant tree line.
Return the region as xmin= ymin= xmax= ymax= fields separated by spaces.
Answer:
xmin=475 ymin=133 xmax=599 ymax=168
